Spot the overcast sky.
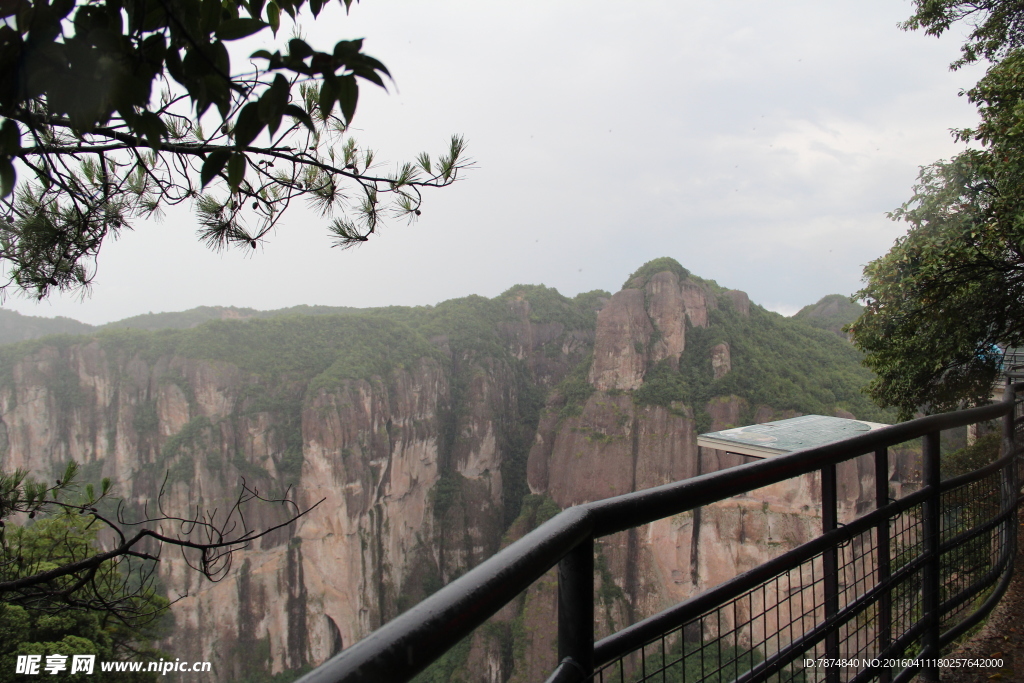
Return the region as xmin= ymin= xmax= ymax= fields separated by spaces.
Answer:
xmin=3 ymin=0 xmax=989 ymax=324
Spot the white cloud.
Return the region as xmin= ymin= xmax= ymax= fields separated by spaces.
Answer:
xmin=1 ymin=0 xmax=994 ymax=323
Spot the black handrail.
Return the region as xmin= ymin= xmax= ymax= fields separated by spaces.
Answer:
xmin=295 ymin=385 xmax=1023 ymax=683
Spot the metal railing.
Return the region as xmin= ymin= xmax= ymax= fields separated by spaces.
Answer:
xmin=1002 ymin=347 xmax=1024 ymax=380
xmin=295 ymin=384 xmax=1024 ymax=683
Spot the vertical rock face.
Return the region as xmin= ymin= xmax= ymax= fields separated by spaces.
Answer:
xmin=0 ymin=260 xmax=908 ymax=682
xmin=296 ymin=360 xmax=453 ymax=656
xmin=723 ymin=289 xmax=750 ymax=317
xmin=590 ymin=271 xmax=714 ymax=390
xmin=680 ymin=283 xmax=712 ymax=328
xmin=540 ymin=393 xmax=695 ymax=509
xmin=645 ymin=272 xmax=687 ymax=368
xmin=0 ymin=333 xmax=547 ymax=677
xmin=589 ymin=289 xmax=652 ymax=391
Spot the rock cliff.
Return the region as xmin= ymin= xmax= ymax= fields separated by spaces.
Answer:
xmin=0 ymin=261 xmax=907 ymax=681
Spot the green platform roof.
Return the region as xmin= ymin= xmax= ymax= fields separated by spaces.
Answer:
xmin=696 ymin=415 xmax=890 ymax=459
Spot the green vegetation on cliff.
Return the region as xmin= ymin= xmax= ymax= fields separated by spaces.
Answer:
xmin=712 ymin=305 xmax=886 ymax=420
xmin=0 ymin=285 xmax=600 ymax=525
xmin=636 ymin=301 xmax=891 ymax=425
xmin=623 ymin=257 xmax=691 ymax=290
xmin=502 ymin=284 xmax=608 ymax=331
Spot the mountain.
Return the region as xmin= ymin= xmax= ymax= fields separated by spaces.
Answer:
xmin=791 ymin=294 xmax=864 ymax=339
xmin=0 ymin=308 xmax=95 ymax=345
xmin=0 ymin=260 xmax=912 ymax=681
xmin=0 ymin=303 xmax=367 ymax=340
xmin=100 ymin=304 xmax=366 ymax=331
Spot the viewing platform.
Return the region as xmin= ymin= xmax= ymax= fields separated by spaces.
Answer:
xmin=697 ymin=414 xmax=890 ymax=460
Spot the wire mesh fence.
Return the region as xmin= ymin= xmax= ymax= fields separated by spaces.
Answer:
xmin=589 ymin=401 xmax=1022 ymax=683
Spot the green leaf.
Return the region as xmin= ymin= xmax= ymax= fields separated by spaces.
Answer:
xmin=141 ymin=2 xmax=167 ymax=31
xmin=51 ymin=0 xmax=74 ymax=20
xmin=0 ymin=119 xmax=21 ymax=155
xmin=266 ymin=1 xmax=280 ymax=34
xmin=227 ymin=152 xmax=246 ymax=191
xmin=333 ymin=39 xmax=364 ymax=58
xmin=0 ymin=157 xmax=15 ymax=197
xmin=337 ymin=75 xmax=357 ymax=123
xmin=216 ymin=18 xmax=268 ymax=41
xmin=283 ymin=104 xmax=314 ymax=132
xmin=288 ymin=38 xmax=313 ymax=60
xmin=165 ymin=46 xmax=185 ymax=83
xmin=200 ymin=148 xmax=232 ymax=188
xmin=259 ymin=74 xmax=289 ymax=137
xmin=182 ymin=46 xmax=209 ymax=80
xmin=276 ymin=0 xmax=295 ymax=19
xmin=352 ymin=66 xmax=385 ymax=89
xmin=212 ymin=39 xmax=230 ymax=76
xmin=354 ymin=53 xmax=391 ymax=80
xmin=248 ymin=0 xmax=265 ymax=21
xmin=233 ymin=101 xmax=264 ymax=148
xmin=200 ymin=0 xmax=220 ymax=33
xmin=309 ymin=0 xmax=323 ymax=17
xmin=141 ymin=33 xmax=166 ymax=65
xmin=318 ymin=78 xmax=337 ymax=118
xmin=136 ymin=111 xmax=167 ymax=146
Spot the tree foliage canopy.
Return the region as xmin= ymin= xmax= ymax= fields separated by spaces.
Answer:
xmin=901 ymin=0 xmax=1024 ymax=68
xmin=0 ymin=514 xmax=169 ymax=682
xmin=850 ymin=0 xmax=1024 ymax=419
xmin=0 ymin=0 xmax=469 ymax=297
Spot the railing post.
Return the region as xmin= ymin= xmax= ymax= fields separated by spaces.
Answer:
xmin=1003 ymin=383 xmax=1019 ymax=499
xmin=1016 ymin=385 xmax=1024 ymax=498
xmin=821 ymin=463 xmax=839 ymax=683
xmin=1001 ymin=386 xmax=1018 ymax=589
xmin=921 ymin=431 xmax=941 ymax=682
xmin=558 ymin=535 xmax=594 ymax=680
xmin=874 ymin=447 xmax=892 ymax=683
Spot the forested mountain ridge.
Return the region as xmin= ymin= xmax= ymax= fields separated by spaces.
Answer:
xmin=792 ymin=294 xmax=864 ymax=339
xmin=0 ymin=308 xmax=94 ymax=345
xmin=0 ymin=259 xmax=905 ymax=682
xmin=0 ymin=302 xmax=370 ymax=341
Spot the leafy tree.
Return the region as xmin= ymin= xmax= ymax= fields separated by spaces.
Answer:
xmin=899 ymin=0 xmax=1024 ymax=68
xmin=0 ymin=0 xmax=469 ymax=298
xmin=850 ymin=1 xmax=1024 ymax=419
xmin=0 ymin=514 xmax=169 ymax=682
